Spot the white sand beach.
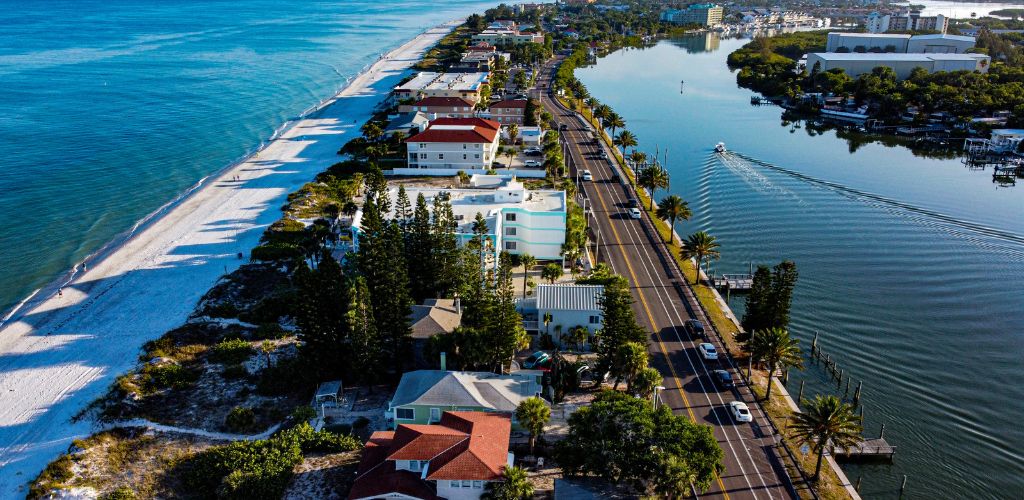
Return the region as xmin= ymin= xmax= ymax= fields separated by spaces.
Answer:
xmin=0 ymin=20 xmax=460 ymax=496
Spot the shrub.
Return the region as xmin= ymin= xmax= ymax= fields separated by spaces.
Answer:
xmin=140 ymin=364 xmax=200 ymax=393
xmin=28 ymin=454 xmax=74 ymax=499
xmin=250 ymin=243 xmax=302 ymax=262
xmin=100 ymin=486 xmax=137 ymax=500
xmin=352 ymin=417 xmax=370 ymax=430
xmin=291 ymin=405 xmax=317 ymax=423
xmin=209 ymin=339 xmax=254 ymax=365
xmin=250 ymin=322 xmax=288 ymax=340
xmin=226 ymin=407 xmax=256 ymax=433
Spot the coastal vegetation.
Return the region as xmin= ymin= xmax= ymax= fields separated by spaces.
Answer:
xmin=727 ymin=30 xmax=1024 ymax=127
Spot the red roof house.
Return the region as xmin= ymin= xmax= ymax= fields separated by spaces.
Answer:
xmin=348 ymin=412 xmax=513 ymax=500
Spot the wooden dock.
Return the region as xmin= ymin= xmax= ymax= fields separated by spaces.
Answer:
xmin=833 ymin=438 xmax=896 ymax=462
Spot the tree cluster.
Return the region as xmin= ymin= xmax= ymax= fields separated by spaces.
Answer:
xmin=740 ymin=260 xmax=798 ymax=340
xmin=554 ymin=390 xmax=724 ymax=496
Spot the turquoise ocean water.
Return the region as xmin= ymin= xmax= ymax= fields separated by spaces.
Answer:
xmin=0 ymin=0 xmax=498 ymax=314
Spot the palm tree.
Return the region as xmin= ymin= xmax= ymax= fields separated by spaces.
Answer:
xmin=613 ymin=130 xmax=637 ymax=158
xmin=632 ymin=366 xmax=662 ymax=399
xmin=614 ymin=341 xmax=649 ymax=390
xmin=542 ymin=312 xmax=553 ymax=338
xmin=628 ymin=150 xmax=647 ymax=168
xmin=594 ymin=104 xmax=611 ymax=129
xmin=507 ymin=123 xmax=520 ymax=146
xmin=515 ymin=397 xmax=551 ymax=455
xmin=541 ymin=262 xmax=563 ymax=283
xmin=519 ymin=253 xmax=537 ymax=299
xmin=568 ymin=325 xmax=589 ymax=351
xmin=457 ymin=170 xmax=470 ymax=187
xmin=638 ymin=167 xmax=669 ymax=210
xmin=585 ymin=97 xmax=599 ymax=121
xmin=559 ymin=177 xmax=577 ymax=199
xmin=748 ymin=327 xmax=804 ymax=401
xmin=682 ymin=231 xmax=720 ymax=285
xmin=605 ymin=112 xmax=625 ymax=140
xmin=504 ymin=145 xmax=516 ymax=169
xmin=483 ymin=465 xmax=534 ymax=500
xmin=790 ymin=395 xmax=863 ymax=482
xmin=361 ymin=121 xmax=384 ymax=142
xmin=495 ymin=146 xmax=506 ymax=169
xmin=656 ymin=195 xmax=692 ymax=245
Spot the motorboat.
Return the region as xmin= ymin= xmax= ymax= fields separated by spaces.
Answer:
xmin=714 ymin=142 xmax=727 ymax=153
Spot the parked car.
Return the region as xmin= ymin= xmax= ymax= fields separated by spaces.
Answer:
xmin=712 ymin=369 xmax=733 ymax=389
xmin=582 ymin=169 xmax=593 ymax=181
xmin=684 ymin=319 xmax=706 ymax=339
xmin=628 ymin=207 xmax=642 ymax=219
xmin=600 ymin=151 xmax=608 ymax=160
xmin=524 ymin=351 xmax=549 ymax=369
xmin=628 ymin=197 xmax=640 ymax=208
xmin=524 ymin=160 xmax=541 ymax=167
xmin=698 ymin=342 xmax=718 ymax=361
xmin=729 ymin=401 xmax=752 ymax=423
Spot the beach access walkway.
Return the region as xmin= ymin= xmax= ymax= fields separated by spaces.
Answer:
xmin=0 ymin=20 xmax=461 ymax=497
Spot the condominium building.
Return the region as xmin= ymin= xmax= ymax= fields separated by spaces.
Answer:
xmin=660 ymin=4 xmax=724 ymax=27
xmin=394 ymin=72 xmax=490 ymax=104
xmin=398 ymin=97 xmax=477 ymax=118
xmin=866 ymin=11 xmax=948 ymax=34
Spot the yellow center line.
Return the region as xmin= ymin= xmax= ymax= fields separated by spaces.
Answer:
xmin=562 ymin=126 xmax=731 ymax=499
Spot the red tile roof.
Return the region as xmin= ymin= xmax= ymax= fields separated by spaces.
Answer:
xmin=406 ymin=118 xmax=501 ymax=144
xmin=349 ymin=412 xmax=512 ymax=499
xmin=491 ymin=99 xmax=528 ymax=109
xmin=412 ymin=97 xmax=475 ymax=108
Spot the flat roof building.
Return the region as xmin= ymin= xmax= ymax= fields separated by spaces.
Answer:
xmin=661 ymin=4 xmax=724 ymax=27
xmin=825 ymin=32 xmax=975 ymax=54
xmin=807 ymin=52 xmax=990 ymax=79
xmin=394 ymin=72 xmax=490 ymax=104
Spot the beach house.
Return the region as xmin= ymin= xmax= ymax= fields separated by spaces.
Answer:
xmin=351 ymin=178 xmax=568 ymax=262
xmin=405 ymin=117 xmax=501 ymax=170
xmin=471 ymin=22 xmax=544 ymax=46
xmin=386 ymin=369 xmax=544 ymax=429
xmin=518 ymin=284 xmax=603 ymax=349
xmin=487 ymin=99 xmax=528 ymax=125
xmin=399 ymin=97 xmax=477 ymax=118
xmin=349 ymin=411 xmax=514 ymax=500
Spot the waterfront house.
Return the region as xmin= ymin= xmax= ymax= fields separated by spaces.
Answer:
xmin=487 ymin=99 xmax=528 ymax=125
xmin=394 ymin=72 xmax=490 ymax=104
xmin=399 ymin=97 xmax=477 ymax=118
xmin=386 ymin=370 xmax=545 ymax=429
xmin=518 ymin=284 xmax=603 ymax=349
xmin=471 ymin=22 xmax=544 ymax=46
xmin=660 ymin=4 xmax=724 ymax=27
xmin=351 ymin=178 xmax=567 ymax=262
xmin=990 ymin=129 xmax=1024 ymax=152
xmin=405 ymin=117 xmax=501 ymax=170
xmin=384 ymin=111 xmax=430 ymax=139
xmin=806 ymin=52 xmax=990 ymax=79
xmin=349 ymin=411 xmax=514 ymax=500
xmin=507 ymin=126 xmax=545 ymax=146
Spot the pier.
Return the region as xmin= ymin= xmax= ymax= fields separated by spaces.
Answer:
xmin=834 ymin=437 xmax=897 ymax=462
xmin=713 ymin=273 xmax=753 ymax=291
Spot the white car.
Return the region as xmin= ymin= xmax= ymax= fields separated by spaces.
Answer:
xmin=524 ymin=160 xmax=541 ymax=167
xmin=581 ymin=169 xmax=593 ymax=181
xmin=628 ymin=207 xmax=642 ymax=219
xmin=698 ymin=342 xmax=718 ymax=361
xmin=729 ymin=401 xmax=752 ymax=423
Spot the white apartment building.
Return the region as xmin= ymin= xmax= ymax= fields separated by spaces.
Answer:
xmin=352 ymin=178 xmax=568 ymax=262
xmin=807 ymin=52 xmax=990 ymax=79
xmin=825 ymin=32 xmax=975 ymax=54
xmin=866 ymin=11 xmax=948 ymax=34
xmin=406 ymin=118 xmax=501 ymax=170
xmin=394 ymin=72 xmax=490 ymax=104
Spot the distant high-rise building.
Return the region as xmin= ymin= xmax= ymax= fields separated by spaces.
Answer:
xmin=866 ymin=11 xmax=948 ymax=34
xmin=661 ymin=4 xmax=724 ymax=27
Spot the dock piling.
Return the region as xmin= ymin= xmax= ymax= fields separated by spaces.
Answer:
xmin=797 ymin=380 xmax=804 ymax=404
xmin=853 ymin=380 xmax=862 ymax=406
xmin=900 ymin=475 xmax=907 ymax=498
xmin=879 ymin=423 xmax=886 ymax=440
xmin=844 ymin=377 xmax=851 ymax=397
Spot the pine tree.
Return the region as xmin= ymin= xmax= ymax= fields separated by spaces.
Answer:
xmin=431 ymin=192 xmax=460 ymax=296
xmin=740 ymin=265 xmax=773 ymax=342
xmin=407 ymin=193 xmax=434 ymax=302
xmin=375 ymin=221 xmax=413 ymax=373
xmin=348 ymin=276 xmax=384 ymax=384
xmin=488 ymin=252 xmax=529 ymax=373
xmin=394 ymin=184 xmax=412 ymax=229
xmin=594 ymin=275 xmax=648 ymax=379
xmin=293 ymin=251 xmax=350 ymax=379
xmin=769 ymin=260 xmax=798 ymax=330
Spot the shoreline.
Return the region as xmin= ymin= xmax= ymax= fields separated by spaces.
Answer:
xmin=0 ymin=19 xmax=461 ymax=497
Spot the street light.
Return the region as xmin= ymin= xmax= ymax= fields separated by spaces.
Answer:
xmin=653 ymin=385 xmax=666 ymax=409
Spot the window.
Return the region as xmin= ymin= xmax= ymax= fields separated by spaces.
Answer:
xmin=438 ymin=153 xmax=444 ymax=160
xmin=419 ymin=143 xmax=426 ymax=148
xmin=462 ymin=480 xmax=472 ymax=488
xmin=419 ymin=153 xmax=427 ymax=160
xmin=505 ymin=241 xmax=517 ymax=250
xmin=505 ymin=227 xmax=516 ymax=236
xmin=475 ymin=154 xmax=480 ymax=159
xmin=505 ymin=213 xmax=516 ymax=222
xmin=589 ymin=315 xmax=601 ymax=324
xmin=451 ymin=481 xmax=460 ymax=488
xmin=395 ymin=407 xmax=414 ymax=419
xmin=473 ymin=481 xmax=483 ymax=488
xmin=463 ymin=144 xmax=468 ymax=149
xmin=463 ymin=154 xmax=467 ymax=160
xmin=430 ymin=407 xmax=440 ymax=422
xmin=410 ymin=460 xmax=421 ymax=471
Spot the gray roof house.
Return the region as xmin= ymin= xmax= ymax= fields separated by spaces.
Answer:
xmin=384 ymin=111 xmax=430 ymax=138
xmin=387 ymin=370 xmax=544 ymax=429
xmin=408 ymin=298 xmax=463 ymax=368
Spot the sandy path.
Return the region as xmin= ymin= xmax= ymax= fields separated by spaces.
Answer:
xmin=0 ymin=20 xmax=460 ymax=497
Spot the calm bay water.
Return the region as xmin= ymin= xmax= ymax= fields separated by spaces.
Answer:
xmin=0 ymin=0 xmax=499 ymax=314
xmin=578 ymin=35 xmax=1024 ymax=499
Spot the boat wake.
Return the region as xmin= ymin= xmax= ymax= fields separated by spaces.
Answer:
xmin=727 ymin=151 xmax=1024 ymax=250
xmin=713 ymin=151 xmax=808 ymax=207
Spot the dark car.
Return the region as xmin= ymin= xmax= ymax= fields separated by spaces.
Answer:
xmin=628 ymin=197 xmax=640 ymax=208
xmin=712 ymin=369 xmax=734 ymax=389
xmin=684 ymin=319 xmax=706 ymax=338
